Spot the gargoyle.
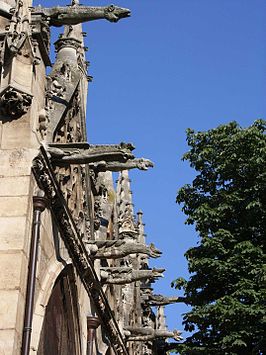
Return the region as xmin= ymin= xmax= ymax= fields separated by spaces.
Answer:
xmin=100 ymin=267 xmax=164 ymax=285
xmin=46 ymin=142 xmax=135 ymax=164
xmin=86 ymin=240 xmax=162 ymax=259
xmin=0 ymin=87 xmax=32 ymax=119
xmin=32 ymin=4 xmax=131 ymax=27
xmin=144 ymin=294 xmax=180 ymax=306
xmin=89 ymin=158 xmax=154 ymax=172
xmin=44 ymin=143 xmax=154 ymax=172
xmin=124 ymin=327 xmax=182 ymax=342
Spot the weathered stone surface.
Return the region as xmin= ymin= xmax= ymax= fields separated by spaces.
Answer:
xmin=47 ymin=143 xmax=154 ymax=172
xmin=0 ymin=253 xmax=24 ymax=290
xmin=1 ymin=121 xmax=39 ymax=150
xmin=37 ymin=249 xmax=54 ymax=288
xmin=0 ymin=176 xmax=31 ymax=196
xmin=0 ymin=217 xmax=27 ymax=251
xmin=0 ymin=329 xmax=16 ymax=355
xmin=0 ymin=290 xmax=20 ymax=329
xmin=40 ymin=229 xmax=55 ymax=261
xmin=0 ymin=196 xmax=29 ymax=217
xmin=0 ymin=149 xmax=38 ymax=176
xmin=32 ymin=5 xmax=131 ymax=27
xmin=87 ymin=240 xmax=161 ymax=259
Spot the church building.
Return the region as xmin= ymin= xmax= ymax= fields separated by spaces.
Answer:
xmin=0 ymin=1 xmax=180 ymax=353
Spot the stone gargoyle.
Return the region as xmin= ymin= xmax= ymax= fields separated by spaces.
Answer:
xmin=86 ymin=240 xmax=162 ymax=259
xmin=100 ymin=267 xmax=165 ymax=285
xmin=45 ymin=143 xmax=154 ymax=172
xmin=143 ymin=294 xmax=180 ymax=306
xmin=89 ymin=158 xmax=153 ymax=172
xmin=124 ymin=327 xmax=182 ymax=342
xmin=46 ymin=142 xmax=134 ymax=162
xmin=31 ymin=4 xmax=131 ymax=27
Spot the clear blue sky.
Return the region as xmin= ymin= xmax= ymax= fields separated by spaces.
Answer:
xmin=36 ymin=0 xmax=266 ymax=347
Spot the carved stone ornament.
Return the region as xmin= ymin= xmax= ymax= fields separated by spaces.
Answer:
xmin=100 ymin=267 xmax=165 ymax=285
xmin=143 ymin=294 xmax=180 ymax=306
xmin=32 ymin=4 xmax=131 ymax=27
xmin=0 ymin=86 xmax=32 ymax=119
xmin=86 ymin=240 xmax=162 ymax=260
xmin=45 ymin=142 xmax=154 ymax=172
xmin=124 ymin=327 xmax=182 ymax=342
xmin=32 ymin=150 xmax=128 ymax=354
xmin=54 ymin=37 xmax=81 ymax=52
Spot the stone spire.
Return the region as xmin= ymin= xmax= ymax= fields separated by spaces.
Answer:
xmin=44 ymin=3 xmax=89 ymax=142
xmin=117 ymin=170 xmax=137 ymax=238
xmin=54 ymin=0 xmax=88 ymax=71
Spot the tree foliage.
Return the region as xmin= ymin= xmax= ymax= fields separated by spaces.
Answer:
xmin=173 ymin=120 xmax=266 ymax=354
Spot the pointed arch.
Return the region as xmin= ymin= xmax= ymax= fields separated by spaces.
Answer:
xmin=37 ymin=265 xmax=82 ymax=355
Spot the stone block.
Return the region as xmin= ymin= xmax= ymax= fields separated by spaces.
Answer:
xmin=0 ymin=252 xmax=24 ymax=290
xmin=31 ymin=313 xmax=44 ymax=353
xmin=1 ymin=121 xmax=39 ymax=150
xmin=0 ymin=196 xmax=29 ymax=217
xmin=0 ymin=176 xmax=31 ymax=196
xmin=0 ymin=149 xmax=38 ymax=177
xmin=0 ymin=329 xmax=16 ymax=355
xmin=40 ymin=224 xmax=55 ymax=261
xmin=37 ymin=248 xmax=55 ymax=289
xmin=0 ymin=290 xmax=19 ymax=330
xmin=0 ymin=217 xmax=27 ymax=251
xmin=15 ymin=291 xmax=25 ymax=337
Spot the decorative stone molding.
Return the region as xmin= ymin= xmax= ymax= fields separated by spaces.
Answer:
xmin=54 ymin=37 xmax=82 ymax=52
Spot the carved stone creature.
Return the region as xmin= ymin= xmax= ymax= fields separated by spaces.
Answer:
xmin=144 ymin=294 xmax=180 ymax=306
xmin=38 ymin=109 xmax=50 ymax=139
xmin=46 ymin=143 xmax=135 ymax=163
xmin=47 ymin=77 xmax=66 ymax=98
xmin=44 ymin=143 xmax=154 ymax=171
xmin=100 ymin=267 xmax=165 ymax=285
xmin=86 ymin=240 xmax=162 ymax=259
xmin=32 ymin=4 xmax=131 ymax=27
xmin=90 ymin=158 xmax=154 ymax=172
xmin=124 ymin=327 xmax=182 ymax=342
xmin=0 ymin=87 xmax=32 ymax=118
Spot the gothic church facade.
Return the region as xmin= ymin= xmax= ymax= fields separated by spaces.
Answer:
xmin=0 ymin=1 xmax=180 ymax=354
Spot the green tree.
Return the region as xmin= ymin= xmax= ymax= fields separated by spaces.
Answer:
xmin=173 ymin=120 xmax=266 ymax=355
